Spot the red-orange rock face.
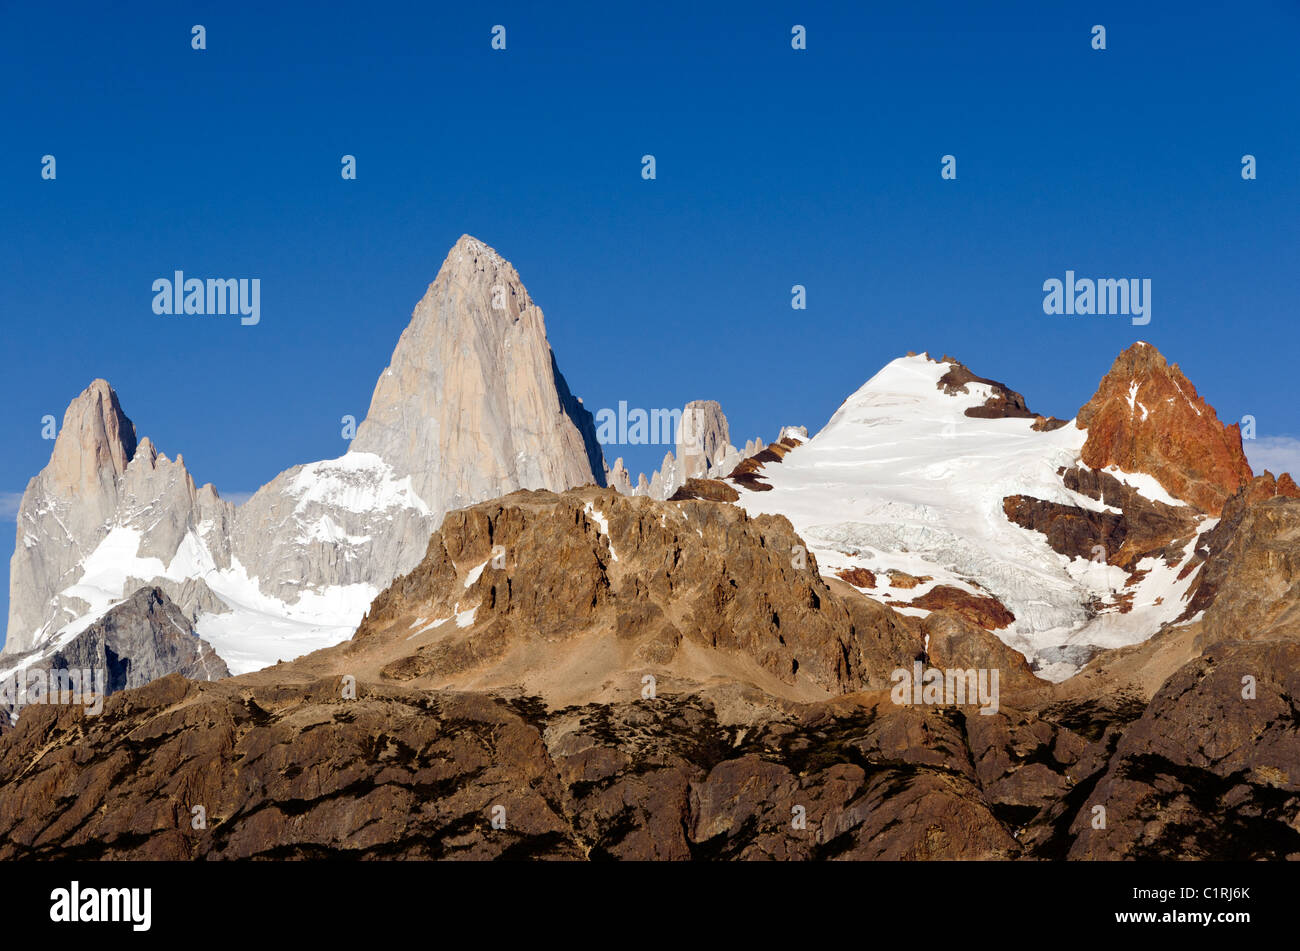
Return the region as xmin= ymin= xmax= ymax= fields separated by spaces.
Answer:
xmin=1076 ymin=343 xmax=1254 ymax=515
xmin=900 ymin=586 xmax=1015 ymax=631
xmin=835 ymin=566 xmax=878 ymax=589
xmin=1241 ymin=471 xmax=1300 ymax=507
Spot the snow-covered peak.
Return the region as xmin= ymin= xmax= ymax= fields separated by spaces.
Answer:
xmin=816 ymin=354 xmax=1009 ymax=444
xmin=727 ymin=352 xmax=1207 ymax=681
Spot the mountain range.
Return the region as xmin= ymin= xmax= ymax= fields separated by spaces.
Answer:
xmin=2 ymin=235 xmax=1297 ymax=860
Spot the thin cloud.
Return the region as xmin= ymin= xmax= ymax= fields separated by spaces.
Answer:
xmin=1245 ymin=436 xmax=1300 ymax=479
xmin=0 ymin=493 xmax=22 ymax=520
xmin=222 ymin=491 xmax=256 ymax=507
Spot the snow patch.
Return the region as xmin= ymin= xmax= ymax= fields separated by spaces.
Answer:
xmin=288 ymin=452 xmax=430 ymax=517
xmin=1100 ymin=466 xmax=1187 ymax=508
xmin=464 ymin=559 xmax=488 ymax=588
xmin=584 ymin=502 xmax=618 ymax=561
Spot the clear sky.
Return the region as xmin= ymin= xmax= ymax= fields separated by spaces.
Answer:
xmin=2 ymin=1 xmax=1298 ymax=645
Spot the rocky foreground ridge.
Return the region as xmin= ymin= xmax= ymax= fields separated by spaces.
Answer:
xmin=1 ymin=477 xmax=1297 ymax=860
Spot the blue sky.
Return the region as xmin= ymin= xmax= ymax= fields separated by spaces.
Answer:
xmin=2 ymin=1 xmax=1299 ymax=643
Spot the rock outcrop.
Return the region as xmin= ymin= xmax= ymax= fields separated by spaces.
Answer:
xmin=351 ymin=487 xmax=921 ymax=704
xmin=615 ymin=400 xmax=759 ymax=500
xmin=1 ymin=587 xmax=228 ymax=723
xmin=1076 ymin=342 xmax=1255 ymax=515
xmin=349 ymin=235 xmax=605 ymax=514
xmin=606 ymin=458 xmax=634 ymax=495
xmin=7 ymin=381 xmax=136 ymax=654
xmin=6 ymin=384 xmax=234 ymax=656
xmin=677 ymin=400 xmax=736 ymax=479
xmin=905 ymin=585 xmax=1015 ymax=631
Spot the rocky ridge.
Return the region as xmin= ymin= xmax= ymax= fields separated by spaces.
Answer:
xmin=2 ymin=478 xmax=1297 ymax=860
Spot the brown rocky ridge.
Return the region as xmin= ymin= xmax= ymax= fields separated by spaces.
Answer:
xmin=727 ymin=436 xmax=803 ymax=492
xmin=835 ymin=567 xmax=877 ymax=589
xmin=2 ymin=472 xmax=1298 ymax=860
xmin=935 ymin=356 xmax=1067 ymax=430
xmin=668 ymin=478 xmax=740 ymax=503
xmin=885 ymin=570 xmax=932 ymax=590
xmin=904 ymin=586 xmax=1016 ymax=631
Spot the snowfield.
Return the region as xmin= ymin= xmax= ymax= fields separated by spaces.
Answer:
xmin=7 ymin=524 xmax=381 ymax=678
xmin=288 ymin=452 xmax=430 ymax=518
xmin=731 ymin=355 xmax=1211 ymax=680
xmin=8 ymin=449 xmax=439 ymax=679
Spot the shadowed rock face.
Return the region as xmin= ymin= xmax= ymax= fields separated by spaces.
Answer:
xmin=56 ymin=587 xmax=228 ymax=689
xmin=1179 ymin=492 xmax=1300 ymax=644
xmin=1064 ymin=640 xmax=1300 ymax=860
xmin=0 ymin=673 xmax=1077 ymax=860
xmin=1 ymin=587 xmax=228 ymax=724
